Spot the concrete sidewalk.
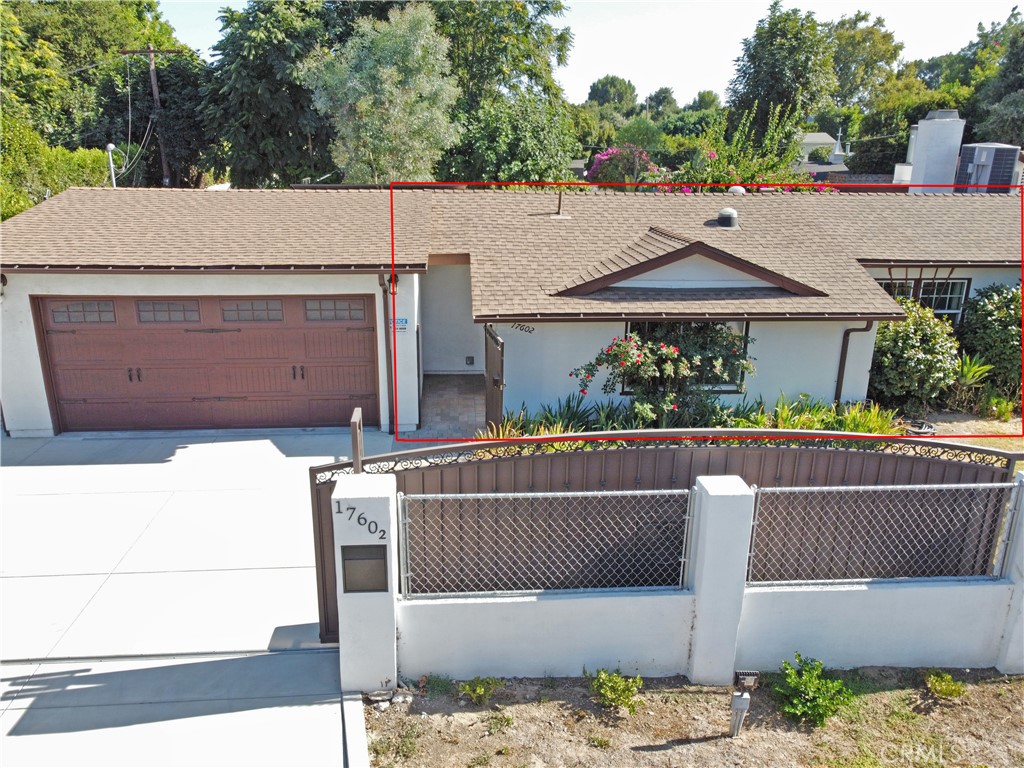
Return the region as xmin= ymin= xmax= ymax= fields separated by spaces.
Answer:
xmin=1 ymin=428 xmax=395 ymax=767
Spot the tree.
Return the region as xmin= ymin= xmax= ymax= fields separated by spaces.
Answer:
xmin=616 ymin=116 xmax=664 ymax=154
xmin=727 ymin=0 xmax=837 ymax=139
xmin=977 ymin=21 xmax=1024 ymax=143
xmin=685 ymin=90 xmax=722 ymax=111
xmin=570 ymin=323 xmax=754 ymax=428
xmin=846 ymin=66 xmax=955 ymax=174
xmin=644 ymin=87 xmax=678 ymax=119
xmin=443 ymin=91 xmax=580 ymax=181
xmin=588 ymin=74 xmax=637 ymax=115
xmin=7 ymin=0 xmax=179 ymax=147
xmin=652 ymin=104 xmax=813 ymax=187
xmin=826 ymin=12 xmax=903 ymax=107
xmin=661 ymin=109 xmax=719 ymax=138
xmin=202 ymin=0 xmax=394 ymax=187
xmin=433 ymin=0 xmax=572 ymax=113
xmin=2 ymin=112 xmax=108 ymax=220
xmin=302 ymin=4 xmax=461 ymax=184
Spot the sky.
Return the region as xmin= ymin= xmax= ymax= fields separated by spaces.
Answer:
xmin=158 ymin=0 xmax=1019 ymax=104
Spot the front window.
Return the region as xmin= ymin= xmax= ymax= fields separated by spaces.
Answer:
xmin=625 ymin=321 xmax=750 ymax=393
xmin=878 ymin=279 xmax=968 ymax=323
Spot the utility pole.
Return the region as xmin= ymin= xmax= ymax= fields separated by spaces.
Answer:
xmin=119 ymin=44 xmax=181 ymax=187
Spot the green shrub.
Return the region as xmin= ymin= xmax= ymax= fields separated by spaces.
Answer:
xmin=423 ymin=673 xmax=455 ymax=698
xmin=369 ymin=722 xmax=421 ymax=761
xmin=982 ymin=391 xmax=1015 ymax=421
xmin=730 ymin=395 xmax=902 ymax=434
xmin=944 ymin=354 xmax=994 ymax=413
xmin=808 ymin=145 xmax=832 ymax=163
xmin=586 ymin=668 xmax=644 ymax=715
xmin=925 ymin=670 xmax=966 ymax=700
xmin=458 ymin=676 xmax=504 ymax=706
xmin=958 ymin=284 xmax=1022 ymax=399
xmin=771 ymin=652 xmax=853 ymax=726
xmin=869 ymin=298 xmax=959 ymax=411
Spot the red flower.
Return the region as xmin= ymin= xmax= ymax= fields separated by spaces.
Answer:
xmin=586 ymin=374 xmax=592 ymax=379
xmin=581 ymin=389 xmax=588 ymax=395
xmin=620 ymin=361 xmax=627 ymax=367
xmin=672 ymin=404 xmax=678 ymax=410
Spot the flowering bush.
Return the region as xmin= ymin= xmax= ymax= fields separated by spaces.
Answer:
xmin=957 ymin=284 xmax=1022 ymax=400
xmin=570 ymin=322 xmax=754 ymax=428
xmin=643 ymin=104 xmax=819 ymax=190
xmin=586 ymin=144 xmax=657 ymax=186
xmin=868 ymin=298 xmax=959 ymax=412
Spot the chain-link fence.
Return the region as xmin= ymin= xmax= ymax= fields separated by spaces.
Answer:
xmin=400 ymin=490 xmax=690 ymax=596
xmin=748 ymin=483 xmax=1019 ymax=583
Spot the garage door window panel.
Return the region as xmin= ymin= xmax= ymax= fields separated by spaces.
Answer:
xmin=137 ymin=300 xmax=201 ymax=323
xmin=305 ymin=298 xmax=365 ymax=321
xmin=222 ymin=299 xmax=284 ymax=322
xmin=50 ymin=301 xmax=116 ymax=324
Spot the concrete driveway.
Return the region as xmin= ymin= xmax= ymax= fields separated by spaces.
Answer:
xmin=1 ymin=428 xmax=394 ymax=767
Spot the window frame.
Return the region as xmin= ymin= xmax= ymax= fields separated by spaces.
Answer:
xmin=621 ymin=320 xmax=751 ymax=395
xmin=49 ymin=300 xmax=116 ymax=324
xmin=136 ymin=299 xmax=202 ymax=324
xmin=220 ymin=298 xmax=285 ymax=323
xmin=877 ymin=278 xmax=970 ymax=324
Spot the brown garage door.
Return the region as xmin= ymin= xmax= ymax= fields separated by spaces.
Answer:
xmin=38 ymin=295 xmax=379 ymax=431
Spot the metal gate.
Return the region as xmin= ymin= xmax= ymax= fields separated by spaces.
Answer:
xmin=483 ymin=324 xmax=504 ymax=428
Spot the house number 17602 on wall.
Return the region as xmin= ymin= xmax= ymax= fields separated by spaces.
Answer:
xmin=334 ymin=501 xmax=387 ymax=540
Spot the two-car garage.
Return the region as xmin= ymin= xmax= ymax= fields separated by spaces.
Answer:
xmin=36 ymin=295 xmax=380 ymax=431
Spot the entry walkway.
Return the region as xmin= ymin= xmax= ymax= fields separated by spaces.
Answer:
xmin=403 ymin=374 xmax=486 ymax=440
xmin=1 ymin=428 xmax=394 ymax=767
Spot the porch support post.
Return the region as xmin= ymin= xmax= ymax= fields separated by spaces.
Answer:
xmin=687 ymin=475 xmax=755 ymax=685
xmin=332 ymin=473 xmax=400 ymax=692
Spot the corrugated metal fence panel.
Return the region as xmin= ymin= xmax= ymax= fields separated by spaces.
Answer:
xmin=394 ymin=447 xmax=1010 ymax=495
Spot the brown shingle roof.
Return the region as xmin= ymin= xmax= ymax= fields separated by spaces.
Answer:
xmin=3 ymin=186 xmax=1019 ymax=320
xmin=0 ymin=187 xmax=429 ymax=271
xmin=422 ymin=189 xmax=1020 ymax=320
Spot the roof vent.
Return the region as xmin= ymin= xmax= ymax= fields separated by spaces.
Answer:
xmin=727 ymin=186 xmax=746 ymax=195
xmin=717 ymin=207 xmax=738 ymax=228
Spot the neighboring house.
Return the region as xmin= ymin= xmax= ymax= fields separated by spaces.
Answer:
xmin=798 ymin=132 xmax=837 ymax=161
xmin=0 ymin=187 xmax=1019 ymax=437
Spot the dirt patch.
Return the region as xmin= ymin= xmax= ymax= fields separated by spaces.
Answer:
xmin=924 ymin=411 xmax=1023 ymax=452
xmin=364 ymin=669 xmax=1023 ymax=767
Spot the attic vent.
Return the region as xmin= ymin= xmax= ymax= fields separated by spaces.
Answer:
xmin=717 ymin=207 xmax=738 ymax=228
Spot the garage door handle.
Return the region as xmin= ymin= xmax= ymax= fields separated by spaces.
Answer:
xmin=127 ymin=367 xmax=133 ymax=382
xmin=136 ymin=368 xmax=142 ymax=382
xmin=292 ymin=365 xmax=297 ymax=380
xmin=184 ymin=328 xmax=242 ymax=334
xmin=300 ymin=365 xmax=305 ymax=380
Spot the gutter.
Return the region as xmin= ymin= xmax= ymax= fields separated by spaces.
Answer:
xmin=835 ymin=321 xmax=875 ymax=402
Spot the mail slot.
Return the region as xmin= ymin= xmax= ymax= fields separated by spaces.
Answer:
xmin=341 ymin=545 xmax=388 ymax=592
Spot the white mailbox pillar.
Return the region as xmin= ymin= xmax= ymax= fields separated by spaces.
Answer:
xmin=332 ymin=473 xmax=399 ymax=692
xmin=687 ymin=475 xmax=755 ymax=685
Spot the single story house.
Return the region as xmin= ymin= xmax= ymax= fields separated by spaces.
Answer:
xmin=1 ymin=187 xmax=1019 ymax=437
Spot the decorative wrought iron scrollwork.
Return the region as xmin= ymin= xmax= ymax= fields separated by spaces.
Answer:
xmin=311 ymin=431 xmax=1016 ymax=486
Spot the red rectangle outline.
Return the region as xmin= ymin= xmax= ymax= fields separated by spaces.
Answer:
xmin=389 ymin=180 xmax=1024 ymax=445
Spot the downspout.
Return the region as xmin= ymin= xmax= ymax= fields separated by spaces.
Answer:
xmin=379 ymin=275 xmax=396 ymax=435
xmin=835 ymin=321 xmax=874 ymax=403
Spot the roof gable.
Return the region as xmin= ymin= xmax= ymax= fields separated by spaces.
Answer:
xmin=556 ymin=227 xmax=826 ymax=298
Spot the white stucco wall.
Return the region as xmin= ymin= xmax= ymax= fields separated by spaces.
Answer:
xmin=0 ymin=272 xmax=419 ymax=435
xmin=397 ymin=590 xmax=694 ymax=679
xmin=391 ymin=275 xmax=419 ymax=432
xmin=494 ymin=319 xmax=875 ymax=416
xmin=420 ymin=265 xmax=483 ymax=373
xmin=735 ymin=580 xmax=1013 ymax=670
xmin=745 ymin=320 xmax=877 ymax=404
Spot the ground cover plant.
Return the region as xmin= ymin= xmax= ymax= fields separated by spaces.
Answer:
xmin=365 ymin=668 xmax=1023 ymax=767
